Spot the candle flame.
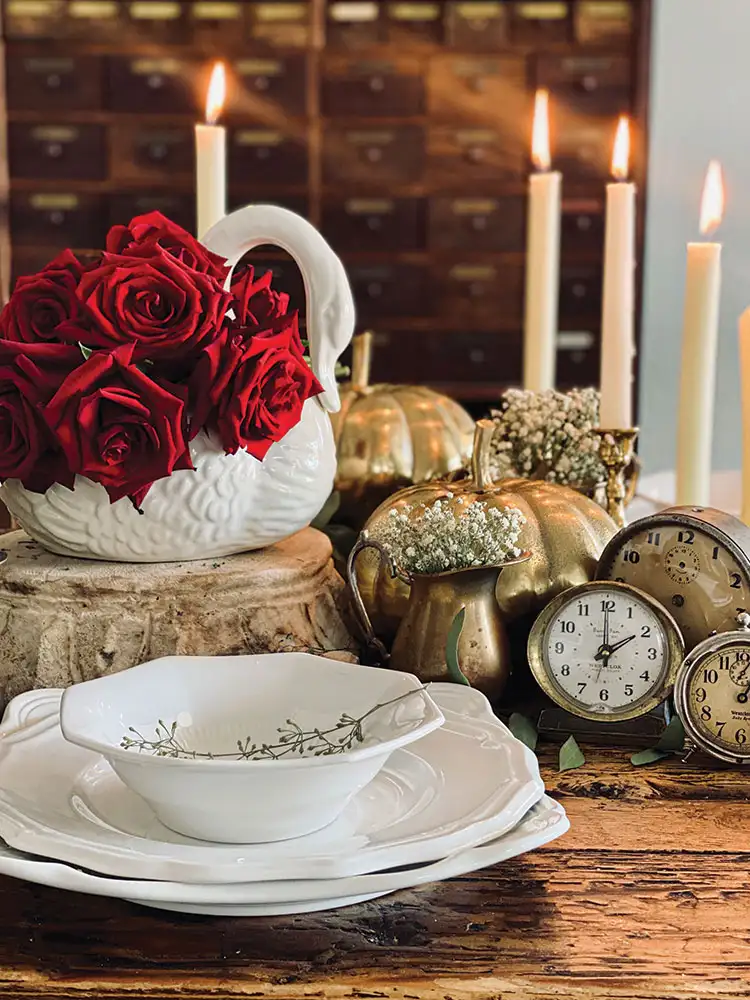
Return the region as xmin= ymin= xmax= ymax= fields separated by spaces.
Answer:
xmin=531 ymin=89 xmax=551 ymax=171
xmin=205 ymin=62 xmax=226 ymax=126
xmin=611 ymin=116 xmax=630 ymax=181
xmin=699 ymin=160 xmax=725 ymax=236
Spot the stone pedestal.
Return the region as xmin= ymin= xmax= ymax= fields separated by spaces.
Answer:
xmin=0 ymin=529 xmax=357 ymax=709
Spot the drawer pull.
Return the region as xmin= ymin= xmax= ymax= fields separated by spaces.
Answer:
xmin=253 ymin=76 xmax=270 ymax=91
xmin=45 ymin=73 xmax=62 ymax=89
xmin=576 ymin=215 xmax=592 ymax=230
xmin=471 ymin=216 xmax=488 ymax=231
xmin=255 ymin=148 xmax=272 ymax=160
xmin=45 ymin=142 xmax=64 ymax=158
xmin=368 ymin=75 xmax=385 ymax=92
xmin=581 ymin=74 xmax=599 ymax=91
xmin=469 ymin=348 xmax=485 ymax=364
xmin=572 ymin=282 xmax=588 ymax=298
xmin=147 ymin=142 xmax=169 ymax=161
xmin=147 ymin=74 xmax=165 ymax=90
xmin=466 ymin=146 xmax=485 ymax=163
xmin=366 ymin=216 xmax=382 ymax=230
xmin=468 ymin=282 xmax=485 ymax=298
xmin=367 ymin=282 xmax=383 ymax=297
xmin=49 ymin=210 xmax=66 ymax=225
xmin=365 ymin=146 xmax=383 ymax=162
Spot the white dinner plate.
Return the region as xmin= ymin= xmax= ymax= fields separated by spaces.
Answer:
xmin=0 ymin=685 xmax=544 ymax=884
xmin=0 ymin=794 xmax=567 ymax=916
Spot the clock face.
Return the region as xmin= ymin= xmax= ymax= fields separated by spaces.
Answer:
xmin=677 ymin=638 xmax=750 ymax=762
xmin=597 ymin=515 xmax=750 ymax=651
xmin=528 ymin=582 xmax=683 ymax=722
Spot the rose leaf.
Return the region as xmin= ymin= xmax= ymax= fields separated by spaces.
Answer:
xmin=558 ymin=735 xmax=585 ymax=772
xmin=508 ymin=712 xmax=538 ymax=752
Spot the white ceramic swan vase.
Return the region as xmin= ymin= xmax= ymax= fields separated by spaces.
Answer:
xmin=0 ymin=205 xmax=355 ymax=561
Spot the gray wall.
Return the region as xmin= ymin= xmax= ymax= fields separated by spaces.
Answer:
xmin=639 ymin=0 xmax=750 ymax=473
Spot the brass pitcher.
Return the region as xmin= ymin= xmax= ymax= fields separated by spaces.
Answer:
xmin=347 ymin=538 xmax=530 ymax=700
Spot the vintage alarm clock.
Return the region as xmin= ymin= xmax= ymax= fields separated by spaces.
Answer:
xmin=674 ymin=612 xmax=750 ymax=764
xmin=596 ymin=506 xmax=750 ymax=651
xmin=527 ymin=581 xmax=684 ymax=722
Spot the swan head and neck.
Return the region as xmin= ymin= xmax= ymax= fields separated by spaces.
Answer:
xmin=202 ymin=205 xmax=356 ymax=413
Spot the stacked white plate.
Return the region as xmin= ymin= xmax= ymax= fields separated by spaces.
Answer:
xmin=0 ymin=684 xmax=567 ymax=916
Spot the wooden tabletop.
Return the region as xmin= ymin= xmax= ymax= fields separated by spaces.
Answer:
xmin=0 ymin=744 xmax=747 ymax=1000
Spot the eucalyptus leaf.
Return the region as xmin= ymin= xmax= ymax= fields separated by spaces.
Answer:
xmin=79 ymin=343 xmax=93 ymax=360
xmin=446 ymin=607 xmax=470 ymax=686
xmin=508 ymin=712 xmax=538 ymax=752
xmin=311 ymin=490 xmax=341 ymax=530
xmin=558 ymin=735 xmax=585 ymax=772
xmin=630 ymin=747 xmax=671 ymax=766
xmin=656 ymin=714 xmax=686 ymax=752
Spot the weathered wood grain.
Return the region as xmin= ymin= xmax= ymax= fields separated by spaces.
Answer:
xmin=0 ymin=746 xmax=747 ymax=999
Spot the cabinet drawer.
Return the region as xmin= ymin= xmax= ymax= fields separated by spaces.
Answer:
xmin=322 ymin=57 xmax=425 ymax=118
xmin=536 ymin=54 xmax=631 ymax=113
xmin=233 ymin=56 xmax=307 ymax=118
xmin=435 ymin=262 xmax=524 ymax=327
xmin=229 ymin=130 xmax=308 ymax=187
xmin=125 ymin=1 xmax=187 ymax=42
xmin=557 ymin=119 xmax=612 ymax=179
xmin=429 ymin=197 xmax=525 ymax=252
xmin=511 ymin=1 xmax=571 ymax=44
xmin=561 ymin=198 xmax=604 ymax=255
xmin=248 ymin=2 xmax=311 ymax=48
xmin=428 ymin=56 xmax=527 ymax=124
xmin=11 ymin=191 xmax=106 ymax=249
xmin=110 ymin=125 xmax=194 ymax=185
xmin=4 ymin=0 xmax=65 ymax=38
xmin=110 ymin=192 xmax=195 ymax=235
xmin=322 ymin=197 xmax=425 ymax=252
xmin=575 ymin=1 xmax=632 ymax=45
xmin=65 ymin=1 xmax=123 ymax=41
xmin=326 ymin=0 xmax=383 ymax=46
xmin=108 ymin=57 xmax=196 ymax=114
xmin=445 ymin=1 xmax=508 ymax=50
xmin=428 ymin=127 xmax=524 ymax=188
xmin=190 ymin=1 xmax=247 ymax=49
xmin=556 ymin=329 xmax=598 ymax=387
xmin=323 ymin=126 xmax=426 ymax=186
xmin=6 ymin=53 xmax=104 ymax=111
xmin=386 ymin=2 xmax=443 ymax=44
xmin=349 ymin=262 xmax=429 ymax=318
xmin=559 ymin=265 xmax=602 ymax=321
xmin=9 ymin=123 xmax=107 ymax=180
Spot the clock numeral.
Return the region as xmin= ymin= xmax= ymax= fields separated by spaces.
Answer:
xmin=712 ymin=545 xmax=720 ymax=560
xmin=678 ymin=529 xmax=695 ymax=544
xmin=639 ymin=671 xmax=650 ymax=682
xmin=560 ymin=621 xmax=575 ymax=634
xmin=599 ymin=688 xmax=609 ymax=702
xmin=600 ymin=599 xmax=616 ymax=612
xmin=560 ymin=663 xmax=570 ymax=676
xmin=703 ymin=668 xmax=719 ymax=684
xmin=577 ymin=682 xmax=587 ymax=696
xmin=647 ymin=648 xmax=657 ymax=660
xmin=622 ymin=551 xmax=640 ymax=564
xmin=555 ymin=641 xmax=565 ymax=654
xmin=730 ymin=573 xmax=743 ymax=590
xmin=701 ymin=704 xmax=712 ymax=721
xmin=695 ymin=687 xmax=707 ymax=703
xmin=736 ymin=729 xmax=747 ymax=745
xmin=624 ymin=684 xmax=633 ymax=697
xmin=641 ymin=625 xmax=651 ymax=638
xmin=715 ymin=721 xmax=726 ymax=737
xmin=627 ymin=607 xmax=633 ymax=619
xmin=719 ymin=655 xmax=731 ymax=670
xmin=647 ymin=531 xmax=661 ymax=546
xmin=577 ymin=603 xmax=589 ymax=617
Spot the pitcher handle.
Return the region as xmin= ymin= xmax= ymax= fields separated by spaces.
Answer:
xmin=201 ymin=204 xmax=355 ymax=414
xmin=346 ymin=537 xmax=410 ymax=663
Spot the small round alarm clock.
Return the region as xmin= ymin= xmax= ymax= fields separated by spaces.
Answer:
xmin=674 ymin=612 xmax=750 ymax=764
xmin=596 ymin=506 xmax=750 ymax=651
xmin=527 ymin=581 xmax=685 ymax=722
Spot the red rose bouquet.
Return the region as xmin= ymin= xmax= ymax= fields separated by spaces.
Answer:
xmin=0 ymin=212 xmax=322 ymax=509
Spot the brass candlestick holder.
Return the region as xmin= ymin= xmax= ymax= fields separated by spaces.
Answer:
xmin=594 ymin=427 xmax=639 ymax=528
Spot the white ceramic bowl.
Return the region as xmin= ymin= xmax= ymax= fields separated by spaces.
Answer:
xmin=59 ymin=654 xmax=443 ymax=844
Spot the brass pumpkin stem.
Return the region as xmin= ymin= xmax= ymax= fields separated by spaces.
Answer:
xmin=471 ymin=420 xmax=495 ymax=492
xmin=351 ymin=331 xmax=373 ymax=391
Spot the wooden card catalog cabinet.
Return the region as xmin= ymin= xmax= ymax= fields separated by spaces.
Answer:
xmin=322 ymin=57 xmax=425 ymax=118
xmin=429 ymin=197 xmax=525 ymax=253
xmin=66 ymin=1 xmax=122 ymax=41
xmin=322 ymin=198 xmax=426 ymax=252
xmin=248 ymin=3 xmax=311 ymax=48
xmin=9 ymin=123 xmax=106 ymax=179
xmin=6 ymin=53 xmax=103 ymax=110
xmin=190 ymin=1 xmax=246 ymax=49
xmin=229 ymin=129 xmax=309 ymax=187
xmin=108 ymin=57 xmax=196 ymax=114
xmin=125 ymin=1 xmax=186 ymax=42
xmin=232 ymin=57 xmax=307 ymax=118
xmin=11 ymin=192 xmax=105 ymax=249
xmin=575 ymin=1 xmax=632 ymax=44
xmin=323 ymin=126 xmax=425 ymax=185
xmin=327 ymin=1 xmax=381 ymax=47
xmin=511 ymin=1 xmax=571 ymax=43
xmin=4 ymin=0 xmax=64 ymax=37
xmin=386 ymin=2 xmax=443 ymax=44
xmin=445 ymin=2 xmax=508 ymax=51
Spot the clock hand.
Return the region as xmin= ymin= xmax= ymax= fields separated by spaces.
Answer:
xmin=595 ymin=634 xmax=635 ymax=660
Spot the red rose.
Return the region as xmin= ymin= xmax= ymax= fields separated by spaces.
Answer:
xmin=107 ymin=211 xmax=229 ymax=283
xmin=0 ymin=250 xmax=88 ymax=344
xmin=190 ymin=314 xmax=322 ymax=460
xmin=231 ymin=266 xmax=289 ymax=329
xmin=42 ymin=343 xmax=193 ymax=505
xmin=72 ymin=243 xmax=231 ymax=363
xmin=0 ymin=341 xmax=82 ymax=492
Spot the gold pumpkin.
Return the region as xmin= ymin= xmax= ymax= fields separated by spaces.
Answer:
xmin=355 ymin=420 xmax=618 ymax=643
xmin=329 ymin=332 xmax=475 ymax=527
